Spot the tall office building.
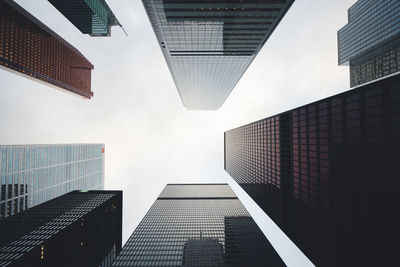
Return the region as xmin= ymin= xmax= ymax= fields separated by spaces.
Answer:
xmin=0 ymin=0 xmax=94 ymax=98
xmin=225 ymin=73 xmax=400 ymax=266
xmin=48 ymin=0 xmax=123 ymax=37
xmin=338 ymin=0 xmax=400 ymax=87
xmin=142 ymin=0 xmax=294 ymax=110
xmin=0 ymin=144 xmax=105 ymax=220
xmin=113 ymin=184 xmax=285 ymax=266
xmin=0 ymin=190 xmax=122 ymax=266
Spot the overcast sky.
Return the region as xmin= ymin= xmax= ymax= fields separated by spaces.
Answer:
xmin=0 ymin=0 xmax=357 ymax=266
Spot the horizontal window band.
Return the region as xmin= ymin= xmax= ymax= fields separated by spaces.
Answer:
xmin=165 ymin=21 xmax=273 ymax=26
xmin=165 ymin=16 xmax=277 ymax=20
xmin=157 ymin=197 xmax=238 ymax=200
xmin=170 ymin=50 xmax=254 ymax=53
xmin=170 ymin=53 xmax=253 ymax=56
xmin=223 ymin=33 xmax=266 ymax=36
xmin=164 ymin=8 xmax=282 ymax=12
xmin=163 ymin=0 xmax=287 ymax=5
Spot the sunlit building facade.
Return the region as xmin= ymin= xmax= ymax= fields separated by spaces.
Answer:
xmin=48 ymin=0 xmax=122 ymax=36
xmin=338 ymin=0 xmax=400 ymax=87
xmin=0 ymin=144 xmax=105 ymax=220
xmin=0 ymin=0 xmax=94 ymax=98
xmin=0 ymin=190 xmax=122 ymax=266
xmin=225 ymin=74 xmax=400 ymax=266
xmin=142 ymin=0 xmax=294 ymax=109
xmin=113 ymin=184 xmax=285 ymax=266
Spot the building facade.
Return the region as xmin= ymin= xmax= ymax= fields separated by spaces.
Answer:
xmin=0 ymin=190 xmax=122 ymax=266
xmin=48 ymin=0 xmax=122 ymax=37
xmin=0 ymin=144 xmax=105 ymax=220
xmin=225 ymin=73 xmax=400 ymax=266
xmin=142 ymin=0 xmax=294 ymax=109
xmin=0 ymin=0 xmax=94 ymax=98
xmin=113 ymin=184 xmax=285 ymax=266
xmin=338 ymin=0 xmax=400 ymax=87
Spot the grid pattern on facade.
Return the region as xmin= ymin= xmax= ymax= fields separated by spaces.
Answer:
xmin=224 ymin=116 xmax=283 ymax=225
xmin=0 ymin=190 xmax=122 ymax=266
xmin=0 ymin=144 xmax=105 ymax=220
xmin=158 ymin=184 xmax=237 ymax=198
xmin=48 ymin=0 xmax=121 ymax=36
xmin=291 ymin=104 xmax=329 ymax=212
xmin=349 ymin=38 xmax=400 ymax=87
xmin=0 ymin=0 xmax=94 ymax=98
xmin=113 ymin=184 xmax=284 ymax=267
xmin=338 ymin=0 xmax=400 ymax=87
xmin=338 ymin=0 xmax=400 ymax=64
xmin=100 ymin=244 xmax=118 ymax=267
xmin=223 ymin=117 xmax=280 ymax=186
xmin=225 ymin=74 xmax=400 ymax=266
xmin=142 ymin=0 xmax=294 ymax=109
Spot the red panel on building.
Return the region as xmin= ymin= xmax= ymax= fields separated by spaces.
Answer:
xmin=0 ymin=0 xmax=94 ymax=98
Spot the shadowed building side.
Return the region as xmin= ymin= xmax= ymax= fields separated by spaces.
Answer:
xmin=224 ymin=216 xmax=284 ymax=266
xmin=0 ymin=190 xmax=122 ymax=266
xmin=182 ymin=238 xmax=224 ymax=267
xmin=225 ymin=73 xmax=400 ymax=266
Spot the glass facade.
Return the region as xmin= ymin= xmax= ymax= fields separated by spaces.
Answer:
xmin=0 ymin=144 xmax=105 ymax=220
xmin=338 ymin=0 xmax=400 ymax=87
xmin=0 ymin=190 xmax=122 ymax=266
xmin=142 ymin=0 xmax=294 ymax=109
xmin=225 ymin=74 xmax=400 ymax=266
xmin=0 ymin=0 xmax=94 ymax=98
xmin=48 ymin=0 xmax=122 ymax=37
xmin=113 ymin=184 xmax=284 ymax=266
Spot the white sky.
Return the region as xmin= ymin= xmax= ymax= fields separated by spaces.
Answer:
xmin=0 ymin=0 xmax=357 ymax=266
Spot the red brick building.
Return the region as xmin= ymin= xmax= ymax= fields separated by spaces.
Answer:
xmin=0 ymin=0 xmax=94 ymax=98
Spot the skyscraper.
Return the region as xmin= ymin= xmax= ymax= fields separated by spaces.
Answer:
xmin=48 ymin=0 xmax=123 ymax=37
xmin=338 ymin=0 xmax=400 ymax=87
xmin=0 ymin=0 xmax=94 ymax=98
xmin=142 ymin=0 xmax=294 ymax=110
xmin=225 ymin=73 xmax=400 ymax=266
xmin=0 ymin=144 xmax=105 ymax=219
xmin=0 ymin=190 xmax=122 ymax=266
xmin=113 ymin=184 xmax=285 ymax=266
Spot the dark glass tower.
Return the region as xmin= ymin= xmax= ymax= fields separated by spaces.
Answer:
xmin=225 ymin=74 xmax=400 ymax=266
xmin=113 ymin=184 xmax=284 ymax=266
xmin=48 ymin=0 xmax=122 ymax=37
xmin=142 ymin=0 xmax=294 ymax=110
xmin=338 ymin=0 xmax=400 ymax=87
xmin=0 ymin=190 xmax=122 ymax=266
xmin=0 ymin=0 xmax=94 ymax=98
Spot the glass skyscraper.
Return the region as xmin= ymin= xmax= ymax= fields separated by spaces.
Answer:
xmin=113 ymin=184 xmax=285 ymax=266
xmin=0 ymin=0 xmax=94 ymax=98
xmin=48 ymin=0 xmax=122 ymax=37
xmin=0 ymin=144 xmax=105 ymax=220
xmin=0 ymin=190 xmax=122 ymax=266
xmin=225 ymin=73 xmax=400 ymax=266
xmin=142 ymin=0 xmax=294 ymax=110
xmin=338 ymin=0 xmax=400 ymax=87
